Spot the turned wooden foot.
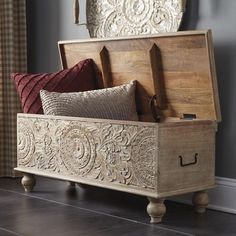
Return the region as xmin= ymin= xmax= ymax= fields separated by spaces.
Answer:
xmin=192 ymin=191 xmax=209 ymax=213
xmin=21 ymin=173 xmax=36 ymax=193
xmin=147 ymin=197 xmax=166 ymax=223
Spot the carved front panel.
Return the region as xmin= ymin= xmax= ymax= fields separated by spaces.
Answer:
xmin=17 ymin=116 xmax=158 ymax=190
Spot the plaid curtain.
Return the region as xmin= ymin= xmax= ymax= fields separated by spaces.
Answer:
xmin=0 ymin=0 xmax=27 ymax=177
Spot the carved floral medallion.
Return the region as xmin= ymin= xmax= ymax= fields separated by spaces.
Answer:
xmin=59 ymin=124 xmax=96 ymax=176
xmin=17 ymin=116 xmax=158 ymax=190
xmin=86 ymin=0 xmax=186 ymax=38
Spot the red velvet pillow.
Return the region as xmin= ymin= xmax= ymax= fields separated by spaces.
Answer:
xmin=12 ymin=59 xmax=101 ymax=114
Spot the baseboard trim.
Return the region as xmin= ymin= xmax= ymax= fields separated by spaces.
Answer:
xmin=169 ymin=176 xmax=236 ymax=215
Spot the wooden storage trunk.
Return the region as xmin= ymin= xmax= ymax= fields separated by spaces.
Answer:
xmin=15 ymin=30 xmax=221 ymax=223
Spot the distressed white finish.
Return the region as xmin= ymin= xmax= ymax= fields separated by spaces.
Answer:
xmin=16 ymin=114 xmax=216 ymax=223
xmin=86 ymin=0 xmax=186 ymax=38
xmin=17 ymin=115 xmax=158 ymax=192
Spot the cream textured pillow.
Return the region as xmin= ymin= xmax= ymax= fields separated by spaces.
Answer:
xmin=40 ymin=81 xmax=138 ymax=121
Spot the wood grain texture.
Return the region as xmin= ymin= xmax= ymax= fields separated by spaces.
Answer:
xmin=149 ymin=43 xmax=166 ymax=110
xmin=99 ymin=46 xmax=113 ymax=88
xmin=158 ymin=122 xmax=216 ymax=197
xmin=58 ymin=30 xmax=221 ymax=122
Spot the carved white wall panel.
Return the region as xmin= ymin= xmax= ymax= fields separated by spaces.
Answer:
xmin=86 ymin=0 xmax=186 ymax=38
xmin=17 ymin=116 xmax=158 ymax=190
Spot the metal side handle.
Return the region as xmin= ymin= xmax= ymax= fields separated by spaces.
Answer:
xmin=179 ymin=153 xmax=198 ymax=167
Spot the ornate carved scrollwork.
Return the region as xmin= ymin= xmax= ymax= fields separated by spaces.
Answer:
xmin=59 ymin=124 xmax=96 ymax=176
xmin=131 ymin=129 xmax=157 ymax=188
xmin=86 ymin=0 xmax=186 ymax=38
xmin=17 ymin=116 xmax=158 ymax=190
xmin=18 ymin=121 xmax=35 ymax=166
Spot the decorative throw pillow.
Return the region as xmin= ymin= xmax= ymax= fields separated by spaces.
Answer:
xmin=40 ymin=81 xmax=139 ymax=121
xmin=11 ymin=59 xmax=101 ymax=114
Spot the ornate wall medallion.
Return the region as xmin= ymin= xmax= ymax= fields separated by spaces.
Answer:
xmin=86 ymin=0 xmax=186 ymax=38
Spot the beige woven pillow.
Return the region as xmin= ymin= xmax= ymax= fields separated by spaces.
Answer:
xmin=40 ymin=81 xmax=138 ymax=121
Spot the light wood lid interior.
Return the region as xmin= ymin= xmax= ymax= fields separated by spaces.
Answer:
xmin=58 ymin=30 xmax=221 ymax=122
